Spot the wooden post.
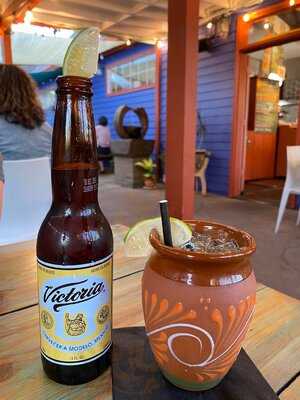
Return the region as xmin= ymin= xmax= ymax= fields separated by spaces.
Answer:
xmin=165 ymin=0 xmax=199 ymax=219
xmin=229 ymin=16 xmax=249 ymax=197
xmin=3 ymin=28 xmax=13 ymax=64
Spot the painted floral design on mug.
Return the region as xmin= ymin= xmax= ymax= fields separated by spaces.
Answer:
xmin=143 ymin=290 xmax=255 ymax=386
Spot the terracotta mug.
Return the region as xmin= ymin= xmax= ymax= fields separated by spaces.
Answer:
xmin=142 ymin=220 xmax=256 ymax=391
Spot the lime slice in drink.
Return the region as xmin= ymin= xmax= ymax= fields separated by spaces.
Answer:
xmin=124 ymin=217 xmax=192 ymax=257
xmin=63 ymin=27 xmax=100 ymax=78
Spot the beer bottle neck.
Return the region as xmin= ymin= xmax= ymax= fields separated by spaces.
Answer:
xmin=52 ymin=76 xmax=99 ymax=206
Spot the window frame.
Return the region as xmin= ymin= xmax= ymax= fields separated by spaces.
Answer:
xmin=105 ymin=49 xmax=156 ymax=96
xmin=240 ymin=2 xmax=300 ymax=53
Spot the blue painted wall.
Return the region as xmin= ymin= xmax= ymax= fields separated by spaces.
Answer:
xmin=197 ymin=22 xmax=236 ymax=195
xmin=159 ymin=19 xmax=236 ymax=195
xmin=92 ymin=43 xmax=156 ymax=141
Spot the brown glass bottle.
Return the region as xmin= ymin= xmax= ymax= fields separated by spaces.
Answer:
xmin=37 ymin=76 xmax=113 ymax=385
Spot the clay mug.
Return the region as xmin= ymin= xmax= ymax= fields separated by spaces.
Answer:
xmin=142 ymin=220 xmax=256 ymax=391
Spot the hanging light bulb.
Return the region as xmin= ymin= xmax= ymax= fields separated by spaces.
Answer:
xmin=126 ymin=39 xmax=132 ymax=46
xmin=156 ymin=39 xmax=167 ymax=49
xmin=263 ymin=22 xmax=271 ymax=30
xmin=289 ymin=0 xmax=295 ymax=6
xmin=242 ymin=13 xmax=250 ymax=22
xmin=24 ymin=10 xmax=33 ymax=25
xmin=206 ymin=21 xmax=213 ymax=30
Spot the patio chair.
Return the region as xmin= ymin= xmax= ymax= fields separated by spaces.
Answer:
xmin=0 ymin=157 xmax=52 ymax=245
xmin=275 ymin=146 xmax=300 ymax=233
xmin=195 ymin=150 xmax=211 ymax=195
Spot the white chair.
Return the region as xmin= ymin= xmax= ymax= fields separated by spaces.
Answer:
xmin=195 ymin=150 xmax=211 ymax=195
xmin=275 ymin=146 xmax=300 ymax=233
xmin=0 ymin=157 xmax=52 ymax=245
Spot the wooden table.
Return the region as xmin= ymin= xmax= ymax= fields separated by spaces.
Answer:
xmin=0 ymin=225 xmax=299 ymax=399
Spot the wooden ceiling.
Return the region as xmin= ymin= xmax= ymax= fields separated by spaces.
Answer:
xmin=34 ymin=0 xmax=233 ymax=42
xmin=1 ymin=1 xmax=264 ymax=42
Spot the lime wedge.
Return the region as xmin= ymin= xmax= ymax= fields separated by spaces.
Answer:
xmin=124 ymin=217 xmax=192 ymax=257
xmin=63 ymin=27 xmax=100 ymax=78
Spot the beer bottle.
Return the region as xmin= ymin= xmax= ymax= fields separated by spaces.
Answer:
xmin=37 ymin=76 xmax=113 ymax=385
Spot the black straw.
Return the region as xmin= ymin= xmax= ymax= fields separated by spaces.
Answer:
xmin=159 ymin=200 xmax=173 ymax=247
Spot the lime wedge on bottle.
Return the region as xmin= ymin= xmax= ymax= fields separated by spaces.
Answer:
xmin=124 ymin=217 xmax=192 ymax=257
xmin=63 ymin=27 xmax=100 ymax=78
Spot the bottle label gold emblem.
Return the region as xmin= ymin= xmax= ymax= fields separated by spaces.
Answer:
xmin=37 ymin=255 xmax=112 ymax=365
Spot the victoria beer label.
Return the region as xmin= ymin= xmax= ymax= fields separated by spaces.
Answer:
xmin=38 ymin=255 xmax=112 ymax=365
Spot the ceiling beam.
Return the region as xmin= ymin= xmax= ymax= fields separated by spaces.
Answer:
xmin=115 ymin=17 xmax=167 ymax=30
xmin=2 ymin=0 xmax=28 ymax=18
xmin=137 ymin=8 xmax=167 ymax=20
xmin=101 ymin=0 xmax=161 ymax=33
xmin=0 ymin=0 xmax=41 ymax=32
xmin=34 ymin=1 xmax=121 ymax=23
xmin=104 ymin=28 xmax=158 ymax=42
xmin=63 ymin=0 xmax=135 ymax=14
xmin=32 ymin=10 xmax=104 ymax=30
xmin=101 ymin=28 xmax=151 ymax=41
xmin=149 ymin=0 xmax=168 ymax=9
xmin=106 ymin=23 xmax=163 ymax=35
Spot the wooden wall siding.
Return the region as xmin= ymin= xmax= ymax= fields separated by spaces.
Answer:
xmin=92 ymin=43 xmax=156 ymax=141
xmin=160 ymin=20 xmax=236 ymax=195
xmin=197 ymin=27 xmax=236 ymax=195
xmin=159 ymin=48 xmax=168 ymax=151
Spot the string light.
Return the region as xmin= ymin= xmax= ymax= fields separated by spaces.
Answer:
xmin=206 ymin=21 xmax=213 ymax=30
xmin=24 ymin=10 xmax=33 ymax=25
xmin=263 ymin=22 xmax=271 ymax=30
xmin=126 ymin=39 xmax=132 ymax=46
xmin=289 ymin=0 xmax=295 ymax=6
xmin=242 ymin=13 xmax=250 ymax=22
xmin=156 ymin=39 xmax=167 ymax=49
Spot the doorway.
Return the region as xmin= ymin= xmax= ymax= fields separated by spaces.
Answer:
xmin=241 ymin=41 xmax=300 ymax=206
xmin=230 ymin=0 xmax=300 ymax=200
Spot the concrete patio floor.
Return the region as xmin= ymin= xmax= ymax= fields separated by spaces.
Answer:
xmin=99 ymin=175 xmax=300 ymax=300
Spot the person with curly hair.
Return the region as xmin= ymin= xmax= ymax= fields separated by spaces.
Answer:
xmin=0 ymin=64 xmax=52 ymax=160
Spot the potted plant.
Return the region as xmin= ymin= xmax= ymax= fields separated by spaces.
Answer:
xmin=135 ymin=158 xmax=156 ymax=189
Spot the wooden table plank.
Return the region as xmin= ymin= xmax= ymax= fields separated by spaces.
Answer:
xmin=244 ymin=286 xmax=300 ymax=392
xmin=0 ymin=272 xmax=143 ymax=400
xmin=0 ymin=225 xmax=146 ymax=315
xmin=280 ymin=377 xmax=300 ymax=400
xmin=1 ymin=271 xmax=299 ymax=399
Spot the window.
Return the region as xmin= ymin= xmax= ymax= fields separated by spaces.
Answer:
xmin=248 ymin=7 xmax=300 ymax=44
xmin=106 ymin=52 xmax=156 ymax=95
